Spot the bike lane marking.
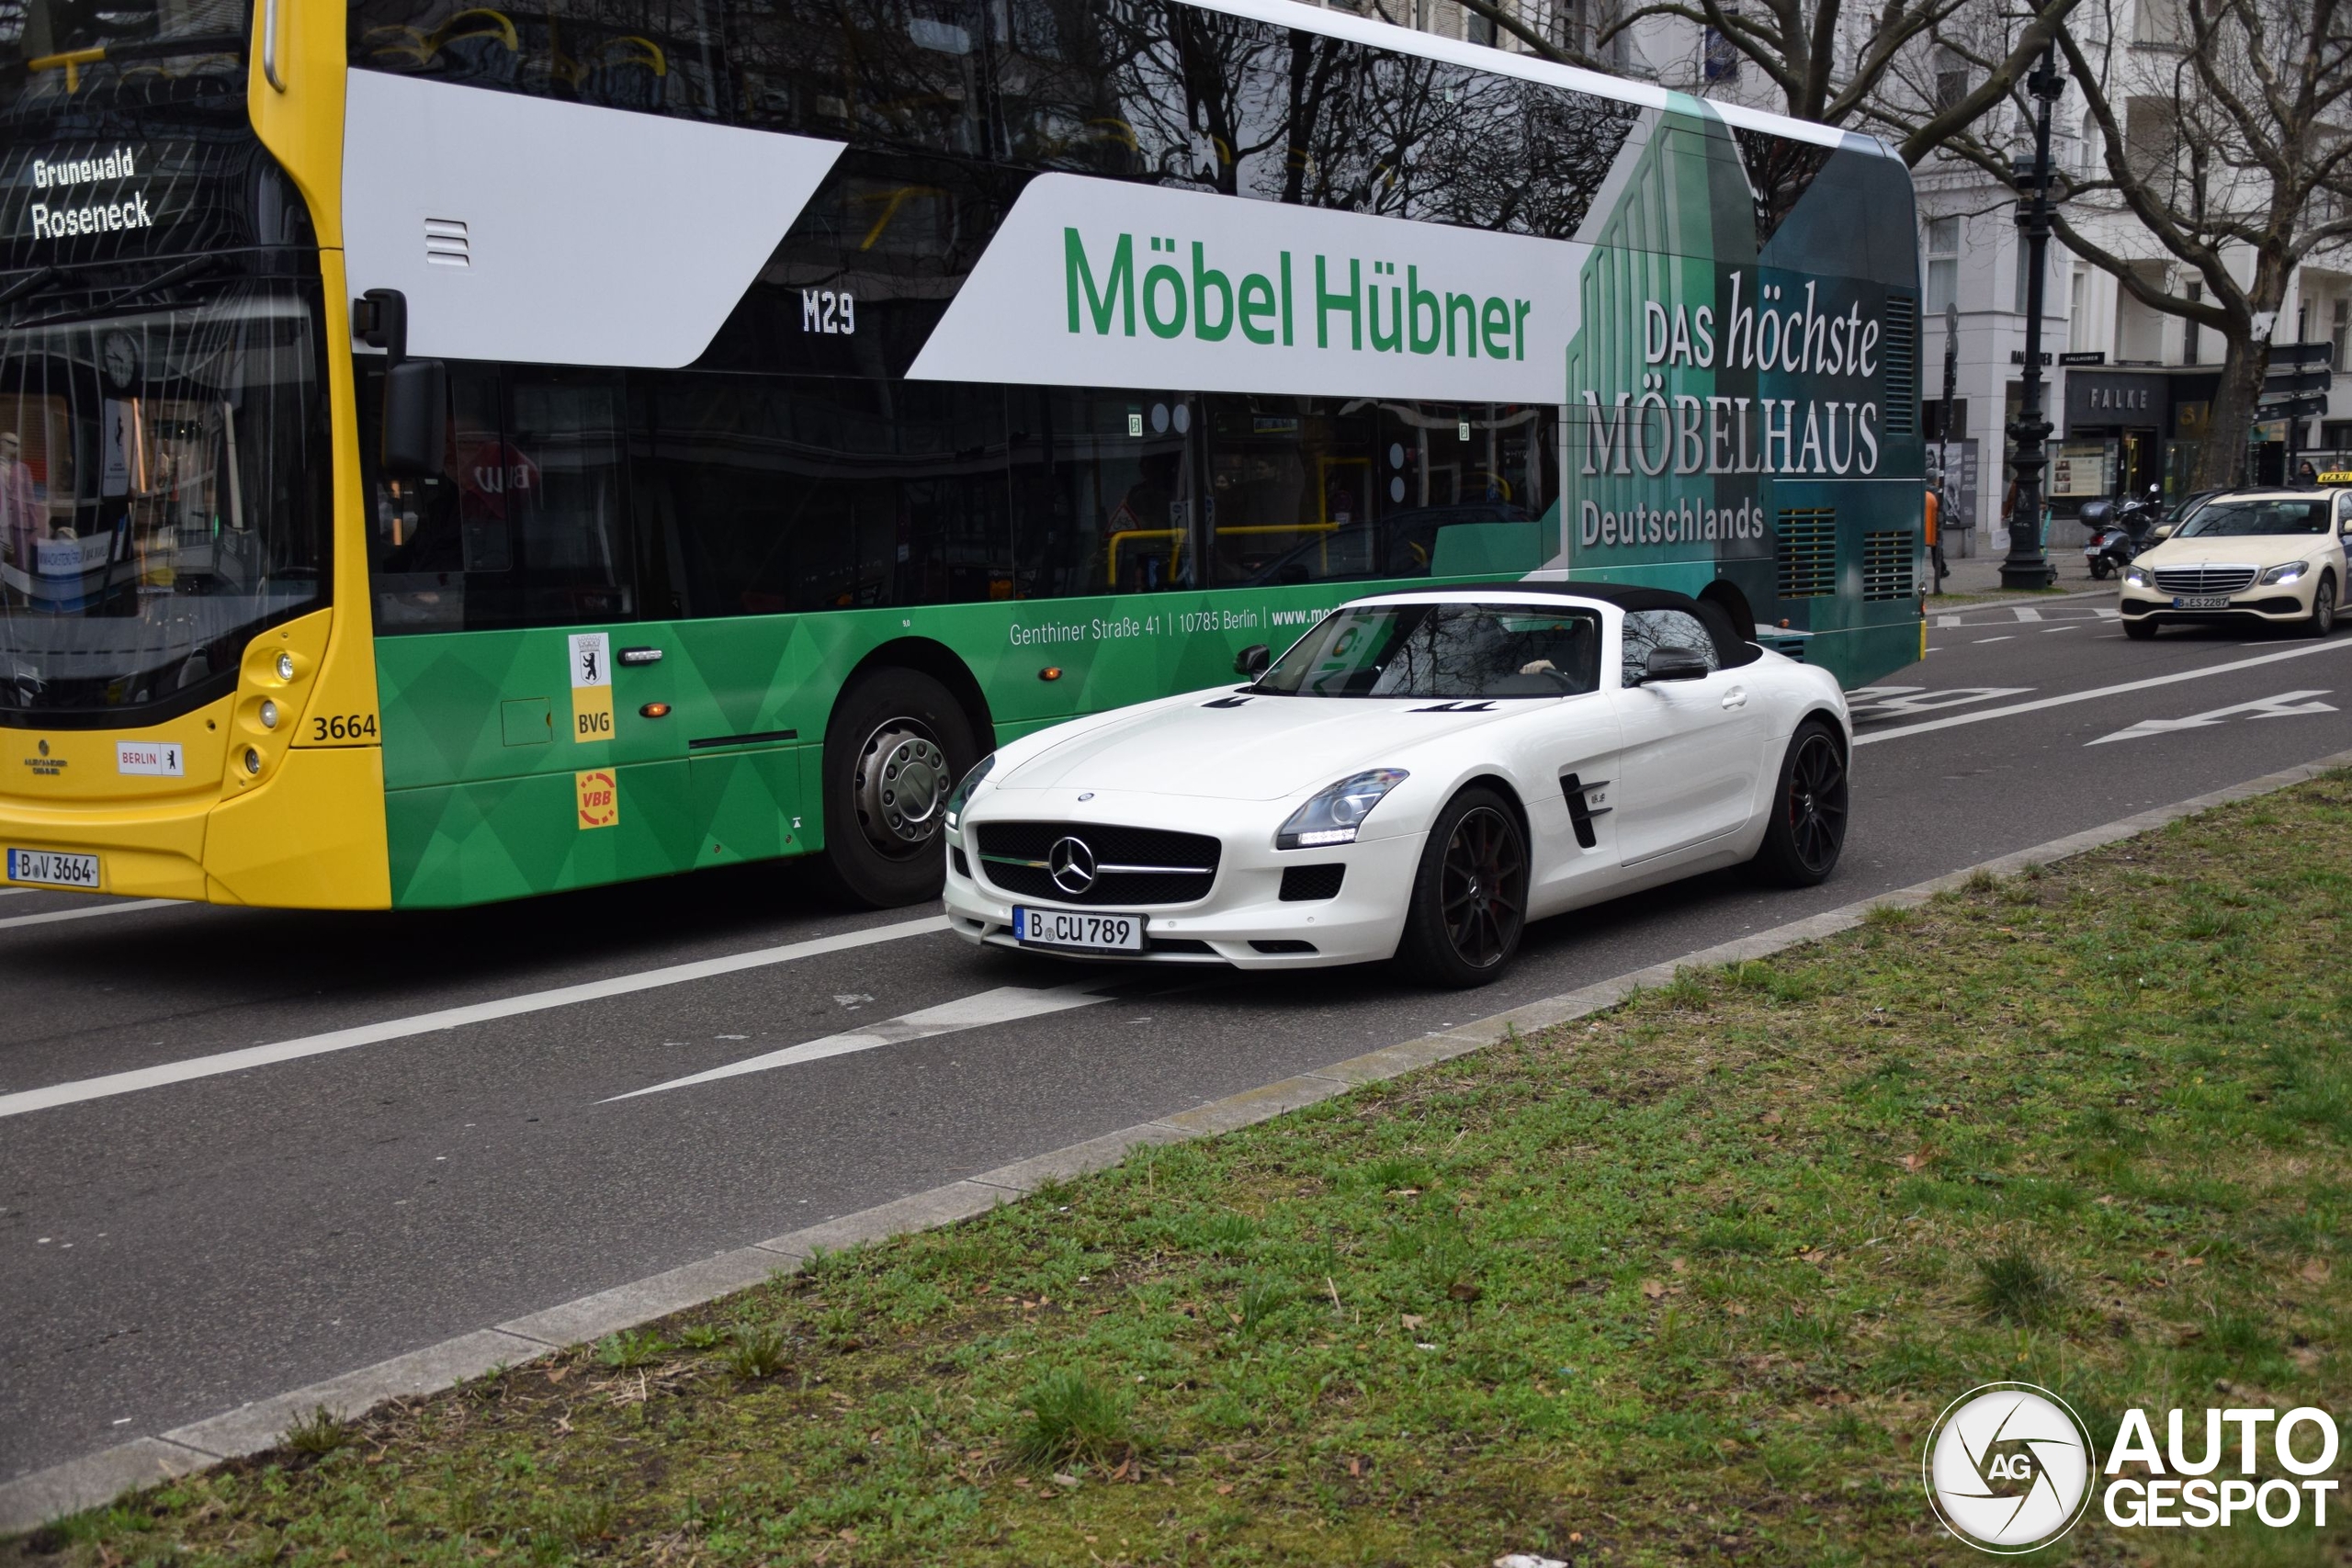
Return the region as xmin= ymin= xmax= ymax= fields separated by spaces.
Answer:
xmin=1857 ymin=636 xmax=2352 ymax=747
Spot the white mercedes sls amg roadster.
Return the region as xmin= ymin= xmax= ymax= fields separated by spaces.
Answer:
xmin=941 ymin=583 xmax=1852 ymax=987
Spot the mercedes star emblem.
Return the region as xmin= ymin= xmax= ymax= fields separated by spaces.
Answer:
xmin=1048 ymin=835 xmax=1098 ymax=895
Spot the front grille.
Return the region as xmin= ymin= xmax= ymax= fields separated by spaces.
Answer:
xmin=951 ymin=847 xmax=970 ymax=878
xmin=2152 ymin=565 xmax=2257 ymax=595
xmin=1280 ymin=863 xmax=1346 ymax=901
xmin=1775 ymin=509 xmax=1837 ymax=599
xmin=974 ymin=821 xmax=1220 ymax=907
xmin=1861 ymin=530 xmax=1915 ymax=602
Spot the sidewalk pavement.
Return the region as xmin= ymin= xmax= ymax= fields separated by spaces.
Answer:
xmin=1930 ymin=540 xmax=2110 ymax=598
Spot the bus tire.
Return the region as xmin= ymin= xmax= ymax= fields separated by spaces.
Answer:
xmin=819 ymin=667 xmax=978 ymax=908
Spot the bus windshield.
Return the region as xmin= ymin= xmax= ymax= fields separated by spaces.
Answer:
xmin=0 ymin=276 xmax=332 ymax=718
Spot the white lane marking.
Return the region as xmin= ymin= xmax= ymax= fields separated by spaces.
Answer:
xmin=1934 ymin=615 xmax=1962 ymax=627
xmin=602 ymin=980 xmax=1120 ymax=1101
xmin=0 ymin=898 xmax=177 ymax=931
xmin=1857 ymin=637 xmax=2352 ymax=747
xmin=1849 ymin=686 xmax=2033 ymax=722
xmin=1973 ymin=635 xmax=2015 ymax=643
xmin=2041 ymin=624 xmax=2079 ymax=633
xmin=0 ymin=886 xmax=35 ymax=897
xmin=2088 ymin=690 xmax=2336 ymax=746
xmin=2012 ymin=606 xmax=2044 ymax=622
xmin=0 ymin=915 xmax=949 ymax=1121
xmin=2095 ymin=608 xmax=2120 ymax=620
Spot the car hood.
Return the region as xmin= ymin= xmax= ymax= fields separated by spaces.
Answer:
xmin=996 ymin=692 xmax=1539 ymax=800
xmin=2146 ymin=536 xmax=2334 ymax=565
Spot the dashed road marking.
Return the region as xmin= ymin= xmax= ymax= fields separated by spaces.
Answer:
xmin=2012 ymin=606 xmax=2044 ymax=622
xmin=602 ymin=981 xmax=1125 ymax=1101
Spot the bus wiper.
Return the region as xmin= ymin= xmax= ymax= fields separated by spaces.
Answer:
xmin=17 ymin=254 xmax=220 ymax=328
xmin=0 ymin=268 xmax=58 ymax=311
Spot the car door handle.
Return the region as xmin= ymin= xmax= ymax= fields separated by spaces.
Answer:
xmin=1721 ymin=687 xmax=1748 ymax=710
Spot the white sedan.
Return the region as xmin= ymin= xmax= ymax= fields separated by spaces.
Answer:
xmin=941 ymin=585 xmax=1852 ymax=987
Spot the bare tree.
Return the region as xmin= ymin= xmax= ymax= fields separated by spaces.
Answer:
xmin=1913 ymin=0 xmax=2352 ymax=490
xmin=1450 ymin=0 xmax=2079 ymax=165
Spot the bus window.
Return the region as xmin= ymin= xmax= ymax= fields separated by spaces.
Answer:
xmin=368 ymin=366 xmax=635 ymax=630
xmin=628 ymin=374 xmax=1012 ymax=617
xmin=1208 ymin=397 xmax=1557 ymax=587
xmin=1006 ymin=386 xmax=1196 ymax=598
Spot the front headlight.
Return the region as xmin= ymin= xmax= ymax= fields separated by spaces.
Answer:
xmin=2123 ymin=564 xmax=2151 ymax=588
xmin=2261 ymin=559 xmax=2312 ymax=585
xmin=943 ymin=753 xmax=996 ymax=831
xmin=1277 ymin=769 xmax=1408 ymax=850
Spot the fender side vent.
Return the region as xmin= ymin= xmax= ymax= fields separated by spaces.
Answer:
xmin=1559 ymin=773 xmax=1611 ymax=850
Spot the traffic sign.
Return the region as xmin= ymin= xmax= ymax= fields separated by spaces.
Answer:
xmin=2256 ymin=393 xmax=2330 ymax=420
xmin=2267 ymin=342 xmax=2335 ymax=368
xmin=2263 ymin=367 xmax=2332 ymax=397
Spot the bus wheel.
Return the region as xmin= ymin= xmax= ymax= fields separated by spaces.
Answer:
xmin=820 ymin=667 xmax=977 ymax=908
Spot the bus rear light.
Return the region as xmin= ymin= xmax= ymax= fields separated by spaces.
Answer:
xmin=259 ymin=700 xmax=279 ymax=730
xmin=243 ymin=748 xmax=262 ymax=775
xmin=276 ymin=653 xmax=295 ymax=682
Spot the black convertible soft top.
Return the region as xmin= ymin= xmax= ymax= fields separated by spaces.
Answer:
xmin=1441 ymin=580 xmax=1764 ymax=670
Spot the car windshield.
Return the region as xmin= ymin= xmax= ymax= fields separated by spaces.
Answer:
xmin=2176 ymin=499 xmax=2332 ymax=537
xmin=1255 ymin=603 xmax=1601 ymax=698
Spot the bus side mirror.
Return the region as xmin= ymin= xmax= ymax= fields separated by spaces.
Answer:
xmin=356 ymin=287 xmax=447 ymax=479
xmin=381 ymin=358 xmax=447 ymax=478
xmin=1235 ymin=643 xmax=1271 ymax=677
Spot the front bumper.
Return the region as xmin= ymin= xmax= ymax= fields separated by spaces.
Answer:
xmin=942 ymin=794 xmax=1422 ymax=969
xmin=2119 ymin=576 xmax=2320 ymax=624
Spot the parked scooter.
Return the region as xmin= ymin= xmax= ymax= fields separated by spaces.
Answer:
xmin=2082 ymin=485 xmax=2165 ymax=580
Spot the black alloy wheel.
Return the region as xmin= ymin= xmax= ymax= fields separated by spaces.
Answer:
xmin=1749 ymin=719 xmax=1849 ymax=887
xmin=1397 ymin=786 xmax=1528 ymax=987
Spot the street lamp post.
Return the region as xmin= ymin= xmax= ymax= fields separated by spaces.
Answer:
xmin=2002 ymin=43 xmax=2065 ymax=591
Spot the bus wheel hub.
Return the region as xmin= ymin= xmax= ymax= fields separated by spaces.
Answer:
xmin=857 ymin=722 xmax=948 ymax=852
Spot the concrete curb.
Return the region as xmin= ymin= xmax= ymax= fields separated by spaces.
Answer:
xmin=6 ymin=747 xmax=2348 ymax=1536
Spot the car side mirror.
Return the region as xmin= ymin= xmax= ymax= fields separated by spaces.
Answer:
xmin=1638 ymin=646 xmax=1711 ymax=683
xmin=1235 ymin=643 xmax=1271 ymax=677
xmin=2149 ymin=525 xmax=2173 ymax=543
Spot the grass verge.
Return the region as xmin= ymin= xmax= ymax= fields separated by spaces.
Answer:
xmin=10 ymin=777 xmax=2352 ymax=1566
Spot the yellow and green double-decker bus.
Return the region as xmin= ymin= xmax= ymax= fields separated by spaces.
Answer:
xmin=0 ymin=0 xmax=1923 ymax=911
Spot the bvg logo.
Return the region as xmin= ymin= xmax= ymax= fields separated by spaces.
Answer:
xmin=1923 ymin=1383 xmax=2097 ymax=1552
xmin=575 ymin=769 xmax=618 ymax=829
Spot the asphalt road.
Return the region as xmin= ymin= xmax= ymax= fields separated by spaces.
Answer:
xmin=6 ymin=591 xmax=2352 ymax=1483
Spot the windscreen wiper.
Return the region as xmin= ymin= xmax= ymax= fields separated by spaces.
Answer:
xmin=0 ymin=268 xmax=58 ymax=311
xmin=15 ymin=254 xmax=221 ymax=328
